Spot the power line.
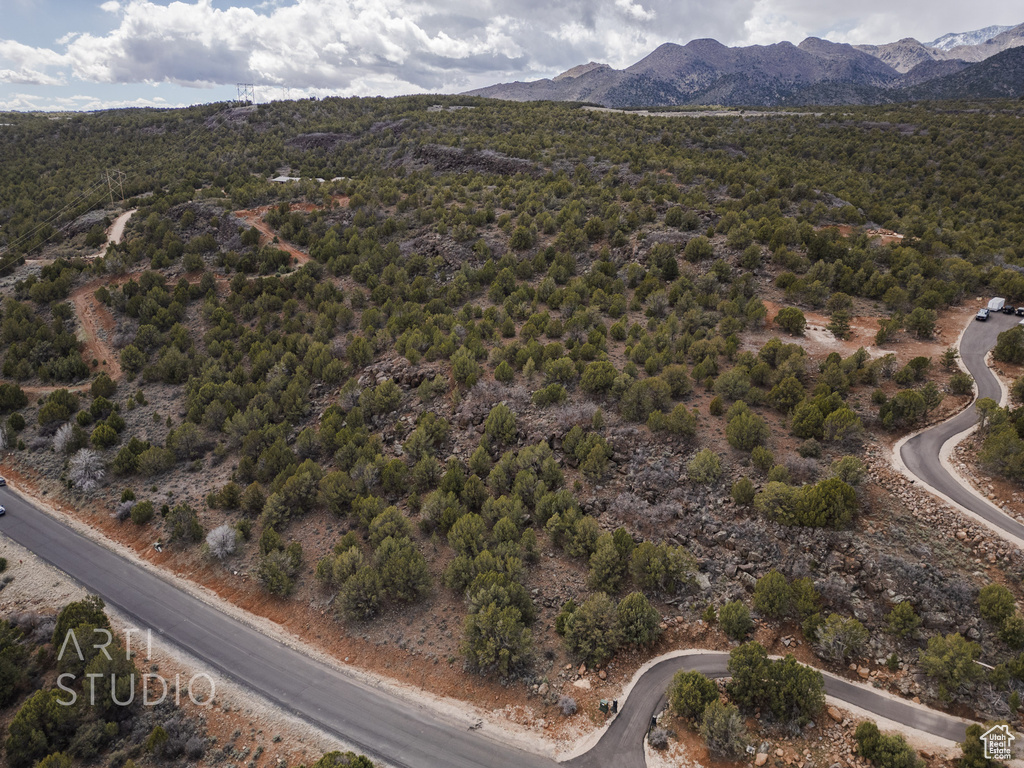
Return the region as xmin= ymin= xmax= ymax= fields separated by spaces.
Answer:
xmin=0 ymin=177 xmax=111 ymax=260
xmin=237 ymin=83 xmax=256 ymax=105
xmin=0 ymin=103 xmax=240 ymax=265
xmin=105 ymin=169 xmax=126 ymax=205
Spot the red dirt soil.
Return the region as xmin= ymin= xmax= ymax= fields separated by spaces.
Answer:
xmin=232 ymin=201 xmax=348 ymax=267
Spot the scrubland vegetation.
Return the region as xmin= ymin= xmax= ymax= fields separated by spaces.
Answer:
xmin=3 ymin=95 xmax=1024 ymax=764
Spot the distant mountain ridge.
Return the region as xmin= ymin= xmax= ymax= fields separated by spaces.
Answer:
xmin=465 ymin=21 xmax=1024 ymax=107
xmin=926 ymin=24 xmax=1012 ymax=50
xmin=854 ymin=22 xmax=1024 ymax=72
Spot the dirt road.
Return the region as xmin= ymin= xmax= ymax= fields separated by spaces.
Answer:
xmin=233 ymin=205 xmax=311 ymax=265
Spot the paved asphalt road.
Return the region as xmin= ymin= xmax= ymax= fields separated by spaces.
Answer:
xmin=900 ymin=310 xmax=1024 ymax=543
xmin=564 ymin=654 xmax=968 ymax=768
xmin=0 ymin=489 xmax=554 ymax=768
xmin=0 ymin=486 xmax=971 ymax=766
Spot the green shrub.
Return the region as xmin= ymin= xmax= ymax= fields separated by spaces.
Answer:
xmin=727 ymin=642 xmax=824 ymax=723
xmin=719 ymin=600 xmax=753 ymax=640
xmin=731 ymin=477 xmax=755 ymax=505
xmin=687 ymin=449 xmax=722 ymax=484
xmin=628 ymin=541 xmax=695 ymax=594
xmin=753 ymin=570 xmax=792 ymax=618
xmin=461 ymin=603 xmax=532 ymax=677
xmin=885 ymin=601 xmax=921 ymax=638
xmin=375 ymin=536 xmax=430 ymax=602
xmin=562 ymin=592 xmax=621 ymax=665
xmin=337 ymin=567 xmax=383 ymax=621
xmin=855 ymin=721 xmax=922 ymax=768
xmin=751 ymin=445 xmax=774 ymax=473
xmin=1001 ymin=614 xmax=1024 ymax=649
xmin=775 ymin=307 xmax=806 ymax=336
xmin=919 ymin=632 xmax=982 ymax=701
xmin=949 ymin=371 xmax=974 ymax=396
xmin=130 ymin=500 xmax=155 ymax=525
xmin=814 ymin=613 xmax=869 ymax=662
xmin=532 ymin=383 xmax=567 ymax=406
xmin=616 ymin=591 xmax=662 ymax=647
xmin=725 ymin=408 xmax=769 ymax=451
xmin=669 ymin=669 xmax=718 ymax=720
xmin=979 ymin=583 xmax=1016 ymax=624
xmin=994 ymin=327 xmax=1024 ymax=364
xmin=258 ymin=550 xmax=296 ymax=596
xmin=588 ymin=532 xmax=626 ymax=592
xmin=484 ymin=403 xmax=517 ymax=445
xmin=684 ymin=236 xmax=713 ymax=262
xmin=699 ymin=699 xmax=748 ymax=757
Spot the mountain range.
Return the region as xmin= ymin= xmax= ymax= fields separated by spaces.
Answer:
xmin=465 ymin=22 xmax=1024 ymax=107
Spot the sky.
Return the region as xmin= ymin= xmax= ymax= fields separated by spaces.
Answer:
xmin=0 ymin=0 xmax=1021 ymax=112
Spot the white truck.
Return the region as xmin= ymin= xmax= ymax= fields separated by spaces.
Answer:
xmin=989 ymin=297 xmax=1006 ymax=312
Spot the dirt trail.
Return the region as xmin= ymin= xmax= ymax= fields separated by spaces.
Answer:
xmin=9 ymin=281 xmax=123 ymax=397
xmin=827 ymin=223 xmax=904 ymax=246
xmin=71 ymin=279 xmax=122 ymax=380
xmin=8 ymin=269 xmax=233 ymax=398
xmin=104 ymin=209 xmax=136 ymax=250
xmin=11 ymin=201 xmax=334 ymax=398
xmin=233 ymin=205 xmax=312 ymax=265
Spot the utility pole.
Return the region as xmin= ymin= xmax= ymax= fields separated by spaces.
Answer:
xmin=236 ymin=83 xmax=256 ymax=105
xmin=105 ymin=169 xmax=126 ymax=205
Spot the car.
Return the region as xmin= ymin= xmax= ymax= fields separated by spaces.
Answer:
xmin=0 ymin=476 xmax=6 ymax=486
xmin=977 ymin=309 xmax=990 ymax=321
xmin=0 ymin=506 xmax=5 ymax=516
xmin=1004 ymin=305 xmax=1016 ymax=314
xmin=1017 ymin=307 xmax=1024 ymax=317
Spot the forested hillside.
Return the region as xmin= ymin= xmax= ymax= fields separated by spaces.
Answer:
xmin=4 ymin=96 xmax=1024 ymax=765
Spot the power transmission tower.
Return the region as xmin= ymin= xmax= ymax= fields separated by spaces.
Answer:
xmin=105 ymin=169 xmax=126 ymax=204
xmin=237 ymin=83 xmax=256 ymax=105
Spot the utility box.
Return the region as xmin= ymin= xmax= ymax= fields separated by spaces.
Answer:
xmin=989 ymin=297 xmax=1006 ymax=311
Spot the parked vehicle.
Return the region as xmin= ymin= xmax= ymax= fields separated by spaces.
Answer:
xmin=1016 ymin=307 xmax=1024 ymax=317
xmin=989 ymin=297 xmax=1006 ymax=311
xmin=977 ymin=309 xmax=990 ymax=321
xmin=0 ymin=506 xmax=6 ymax=516
xmin=0 ymin=477 xmax=6 ymax=486
xmin=1004 ymin=305 xmax=1016 ymax=314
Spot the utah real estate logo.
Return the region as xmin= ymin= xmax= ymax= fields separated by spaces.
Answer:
xmin=980 ymin=724 xmax=1014 ymax=761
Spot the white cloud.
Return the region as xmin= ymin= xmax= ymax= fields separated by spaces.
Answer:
xmin=730 ymin=0 xmax=1023 ymax=46
xmin=0 ymin=0 xmax=1021 ymax=107
xmin=741 ymin=0 xmax=810 ymax=45
xmin=0 ymin=39 xmax=67 ymax=70
xmin=0 ymin=68 xmax=65 ymax=86
xmin=0 ymin=91 xmax=177 ymax=112
xmin=0 ymin=0 xmax=761 ymax=96
xmin=615 ymin=0 xmax=657 ymax=22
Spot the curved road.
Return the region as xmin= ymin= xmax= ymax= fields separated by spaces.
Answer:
xmin=565 ymin=653 xmax=967 ymax=768
xmin=0 ymin=492 xmax=970 ymax=766
xmin=899 ymin=310 xmax=1024 ymax=544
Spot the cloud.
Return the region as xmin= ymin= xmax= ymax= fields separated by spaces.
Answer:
xmin=0 ymin=68 xmax=65 ymax=86
xmin=0 ymin=0 xmax=762 ymax=98
xmin=0 ymin=39 xmax=66 ymax=70
xmin=0 ymin=91 xmax=177 ymax=112
xmin=732 ymin=0 xmax=1023 ymax=46
xmin=1 ymin=0 xmax=1020 ymax=106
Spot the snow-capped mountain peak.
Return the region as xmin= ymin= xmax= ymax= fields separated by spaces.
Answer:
xmin=925 ymin=24 xmax=1012 ymax=51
